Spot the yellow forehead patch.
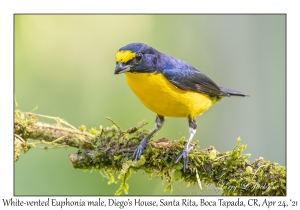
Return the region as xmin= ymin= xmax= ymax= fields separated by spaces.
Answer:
xmin=116 ymin=50 xmax=136 ymax=63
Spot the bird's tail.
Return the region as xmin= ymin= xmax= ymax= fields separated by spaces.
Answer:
xmin=219 ymin=86 xmax=248 ymax=97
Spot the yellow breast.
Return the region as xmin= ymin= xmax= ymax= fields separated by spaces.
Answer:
xmin=125 ymin=72 xmax=219 ymax=118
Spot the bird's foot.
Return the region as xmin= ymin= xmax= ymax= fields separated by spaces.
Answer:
xmin=175 ymin=146 xmax=194 ymax=172
xmin=132 ymin=139 xmax=147 ymax=161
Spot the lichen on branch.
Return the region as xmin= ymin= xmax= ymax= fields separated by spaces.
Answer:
xmin=14 ymin=110 xmax=286 ymax=196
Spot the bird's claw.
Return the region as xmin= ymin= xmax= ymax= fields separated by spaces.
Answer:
xmin=175 ymin=146 xmax=194 ymax=172
xmin=132 ymin=140 xmax=147 ymax=161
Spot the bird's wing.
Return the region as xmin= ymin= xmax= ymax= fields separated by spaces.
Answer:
xmin=162 ymin=67 xmax=228 ymax=97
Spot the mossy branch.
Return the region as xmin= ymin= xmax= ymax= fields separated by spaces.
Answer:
xmin=14 ymin=110 xmax=286 ymax=196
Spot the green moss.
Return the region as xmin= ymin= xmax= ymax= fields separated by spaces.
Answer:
xmin=79 ymin=125 xmax=86 ymax=132
xmin=14 ymin=110 xmax=286 ymax=196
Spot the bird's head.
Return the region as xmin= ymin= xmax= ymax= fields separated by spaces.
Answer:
xmin=114 ymin=42 xmax=159 ymax=74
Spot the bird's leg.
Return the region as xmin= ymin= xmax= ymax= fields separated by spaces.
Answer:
xmin=175 ymin=116 xmax=197 ymax=172
xmin=132 ymin=115 xmax=164 ymax=161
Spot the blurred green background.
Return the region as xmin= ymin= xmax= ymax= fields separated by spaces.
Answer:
xmin=14 ymin=15 xmax=285 ymax=195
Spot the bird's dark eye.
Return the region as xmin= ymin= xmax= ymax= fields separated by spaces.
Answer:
xmin=135 ymin=53 xmax=143 ymax=62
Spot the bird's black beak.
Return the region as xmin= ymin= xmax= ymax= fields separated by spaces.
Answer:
xmin=114 ymin=62 xmax=131 ymax=74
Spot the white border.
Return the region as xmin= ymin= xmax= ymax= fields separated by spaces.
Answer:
xmin=1 ymin=0 xmax=299 ymax=209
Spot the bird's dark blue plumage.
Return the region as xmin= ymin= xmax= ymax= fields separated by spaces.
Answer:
xmin=118 ymin=42 xmax=246 ymax=97
xmin=156 ymin=51 xmax=228 ymax=97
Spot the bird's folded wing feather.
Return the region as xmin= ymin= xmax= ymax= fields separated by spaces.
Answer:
xmin=162 ymin=68 xmax=228 ymax=97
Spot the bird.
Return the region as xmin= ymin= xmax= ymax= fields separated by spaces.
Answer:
xmin=114 ymin=42 xmax=247 ymax=172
